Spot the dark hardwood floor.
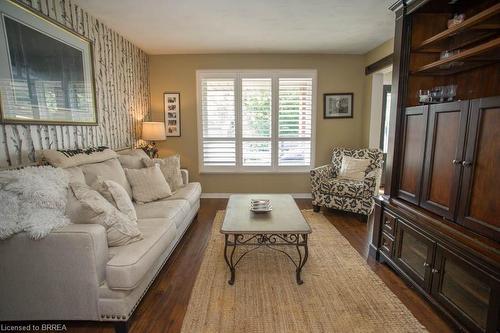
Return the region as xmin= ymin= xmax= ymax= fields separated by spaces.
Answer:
xmin=65 ymin=198 xmax=454 ymax=333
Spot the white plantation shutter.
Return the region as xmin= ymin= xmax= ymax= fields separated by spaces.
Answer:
xmin=197 ymin=71 xmax=315 ymax=172
xmin=278 ymin=78 xmax=313 ymax=166
xmin=242 ymin=78 xmax=272 ymax=166
xmin=200 ymin=78 xmax=236 ymax=166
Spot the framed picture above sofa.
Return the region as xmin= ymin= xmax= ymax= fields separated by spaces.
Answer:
xmin=0 ymin=0 xmax=97 ymax=125
xmin=324 ymin=93 xmax=353 ymax=119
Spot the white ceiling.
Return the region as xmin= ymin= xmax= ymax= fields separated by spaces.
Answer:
xmin=74 ymin=0 xmax=395 ymax=55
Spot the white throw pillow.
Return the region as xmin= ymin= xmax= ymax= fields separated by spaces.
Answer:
xmin=124 ymin=165 xmax=172 ymax=203
xmin=338 ymin=156 xmax=371 ymax=181
xmin=69 ymin=182 xmax=142 ymax=247
xmin=142 ymin=155 xmax=184 ymax=192
xmin=92 ymin=179 xmax=137 ymax=222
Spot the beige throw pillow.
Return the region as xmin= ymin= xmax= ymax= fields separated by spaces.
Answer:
xmin=118 ymin=154 xmax=146 ymax=169
xmin=80 ymin=158 xmax=133 ymax=198
xmin=118 ymin=148 xmax=150 ymax=160
xmin=92 ymin=179 xmax=137 ymax=221
xmin=124 ymin=165 xmax=172 ymax=203
xmin=142 ymin=155 xmax=184 ymax=192
xmin=338 ymin=156 xmax=371 ymax=181
xmin=69 ymin=182 xmax=142 ymax=247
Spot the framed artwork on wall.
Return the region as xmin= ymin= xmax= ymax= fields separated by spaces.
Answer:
xmin=324 ymin=93 xmax=353 ymax=119
xmin=164 ymin=92 xmax=181 ymax=137
xmin=0 ymin=0 xmax=97 ymax=125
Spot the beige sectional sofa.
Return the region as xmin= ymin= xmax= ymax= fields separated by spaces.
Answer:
xmin=0 ymin=150 xmax=201 ymax=332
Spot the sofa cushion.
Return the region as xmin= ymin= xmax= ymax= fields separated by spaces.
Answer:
xmin=63 ymin=167 xmax=85 ymax=184
xmin=162 ymin=182 xmax=201 ymax=207
xmin=80 ymin=158 xmax=133 ymax=198
xmin=134 ymin=199 xmax=190 ymax=229
xmin=106 ymin=218 xmax=177 ymax=290
xmin=320 ymin=178 xmax=364 ymax=198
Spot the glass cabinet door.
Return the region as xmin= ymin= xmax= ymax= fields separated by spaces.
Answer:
xmin=431 ymin=246 xmax=495 ymax=333
xmin=395 ymin=221 xmax=435 ymax=291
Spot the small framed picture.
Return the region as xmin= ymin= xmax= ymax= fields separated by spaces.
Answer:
xmin=324 ymin=93 xmax=353 ymax=119
xmin=164 ymin=92 xmax=181 ymax=137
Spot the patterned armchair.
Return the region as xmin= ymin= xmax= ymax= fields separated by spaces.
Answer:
xmin=310 ymin=148 xmax=384 ymax=216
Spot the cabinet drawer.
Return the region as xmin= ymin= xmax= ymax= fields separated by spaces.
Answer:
xmin=382 ymin=211 xmax=397 ymax=236
xmin=380 ymin=232 xmax=394 ymax=257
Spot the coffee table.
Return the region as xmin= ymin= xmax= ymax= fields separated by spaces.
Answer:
xmin=221 ymin=194 xmax=312 ymax=285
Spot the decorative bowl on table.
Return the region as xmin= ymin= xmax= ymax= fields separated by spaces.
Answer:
xmin=250 ymin=199 xmax=272 ymax=213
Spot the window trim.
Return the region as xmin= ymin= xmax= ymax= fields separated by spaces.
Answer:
xmin=196 ymin=69 xmax=317 ymax=174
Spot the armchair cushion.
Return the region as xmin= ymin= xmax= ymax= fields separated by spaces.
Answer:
xmin=320 ymin=178 xmax=364 ymax=198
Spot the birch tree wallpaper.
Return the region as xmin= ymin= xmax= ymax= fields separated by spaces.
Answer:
xmin=0 ymin=0 xmax=150 ymax=167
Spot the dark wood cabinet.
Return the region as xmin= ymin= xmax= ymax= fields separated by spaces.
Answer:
xmin=420 ymin=101 xmax=469 ymax=219
xmin=457 ymin=97 xmax=500 ymax=241
xmin=394 ymin=221 xmax=435 ymax=291
xmin=431 ymin=246 xmax=499 ymax=333
xmin=397 ymin=106 xmax=428 ymax=204
xmin=373 ymin=199 xmax=500 ymax=333
xmin=373 ymin=1 xmax=500 ymax=332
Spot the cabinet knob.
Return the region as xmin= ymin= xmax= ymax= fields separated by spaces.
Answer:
xmin=431 ymin=268 xmax=439 ymax=274
xmin=462 ymin=161 xmax=472 ymax=167
xmin=452 ymin=159 xmax=462 ymax=165
xmin=423 ymin=262 xmax=430 ymax=267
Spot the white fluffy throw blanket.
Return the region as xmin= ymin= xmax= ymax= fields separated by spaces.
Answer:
xmin=0 ymin=166 xmax=70 ymax=239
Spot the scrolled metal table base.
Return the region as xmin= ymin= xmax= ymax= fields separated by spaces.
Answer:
xmin=223 ymin=233 xmax=309 ymax=285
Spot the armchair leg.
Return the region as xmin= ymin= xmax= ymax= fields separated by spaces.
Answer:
xmin=313 ymin=205 xmax=321 ymax=213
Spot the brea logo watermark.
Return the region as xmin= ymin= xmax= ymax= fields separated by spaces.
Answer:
xmin=0 ymin=324 xmax=67 ymax=332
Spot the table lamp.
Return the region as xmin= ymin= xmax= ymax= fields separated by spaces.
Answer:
xmin=142 ymin=121 xmax=166 ymax=158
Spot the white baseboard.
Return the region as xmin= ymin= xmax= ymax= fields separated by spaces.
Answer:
xmin=201 ymin=193 xmax=312 ymax=199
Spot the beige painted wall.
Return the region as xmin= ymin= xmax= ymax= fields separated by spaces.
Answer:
xmin=361 ymin=39 xmax=394 ymax=146
xmin=149 ymin=54 xmax=366 ymax=193
xmin=364 ymin=39 xmax=394 ymax=67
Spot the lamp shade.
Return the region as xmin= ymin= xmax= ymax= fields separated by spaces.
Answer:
xmin=142 ymin=122 xmax=166 ymax=141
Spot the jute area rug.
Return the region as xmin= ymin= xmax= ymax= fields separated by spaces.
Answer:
xmin=181 ymin=210 xmax=427 ymax=333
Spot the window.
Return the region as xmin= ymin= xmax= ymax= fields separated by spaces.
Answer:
xmin=380 ymin=85 xmax=391 ymax=154
xmin=197 ymin=70 xmax=316 ymax=172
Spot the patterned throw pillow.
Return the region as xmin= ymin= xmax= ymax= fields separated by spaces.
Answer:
xmin=69 ymin=182 xmax=142 ymax=247
xmin=124 ymin=165 xmax=172 ymax=203
xmin=42 ymin=147 xmax=116 ymax=168
xmin=142 ymin=155 xmax=184 ymax=192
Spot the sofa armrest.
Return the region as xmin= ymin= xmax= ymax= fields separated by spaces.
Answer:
xmin=0 ymin=224 xmax=108 ymax=320
xmin=181 ymin=168 xmax=189 ymax=185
